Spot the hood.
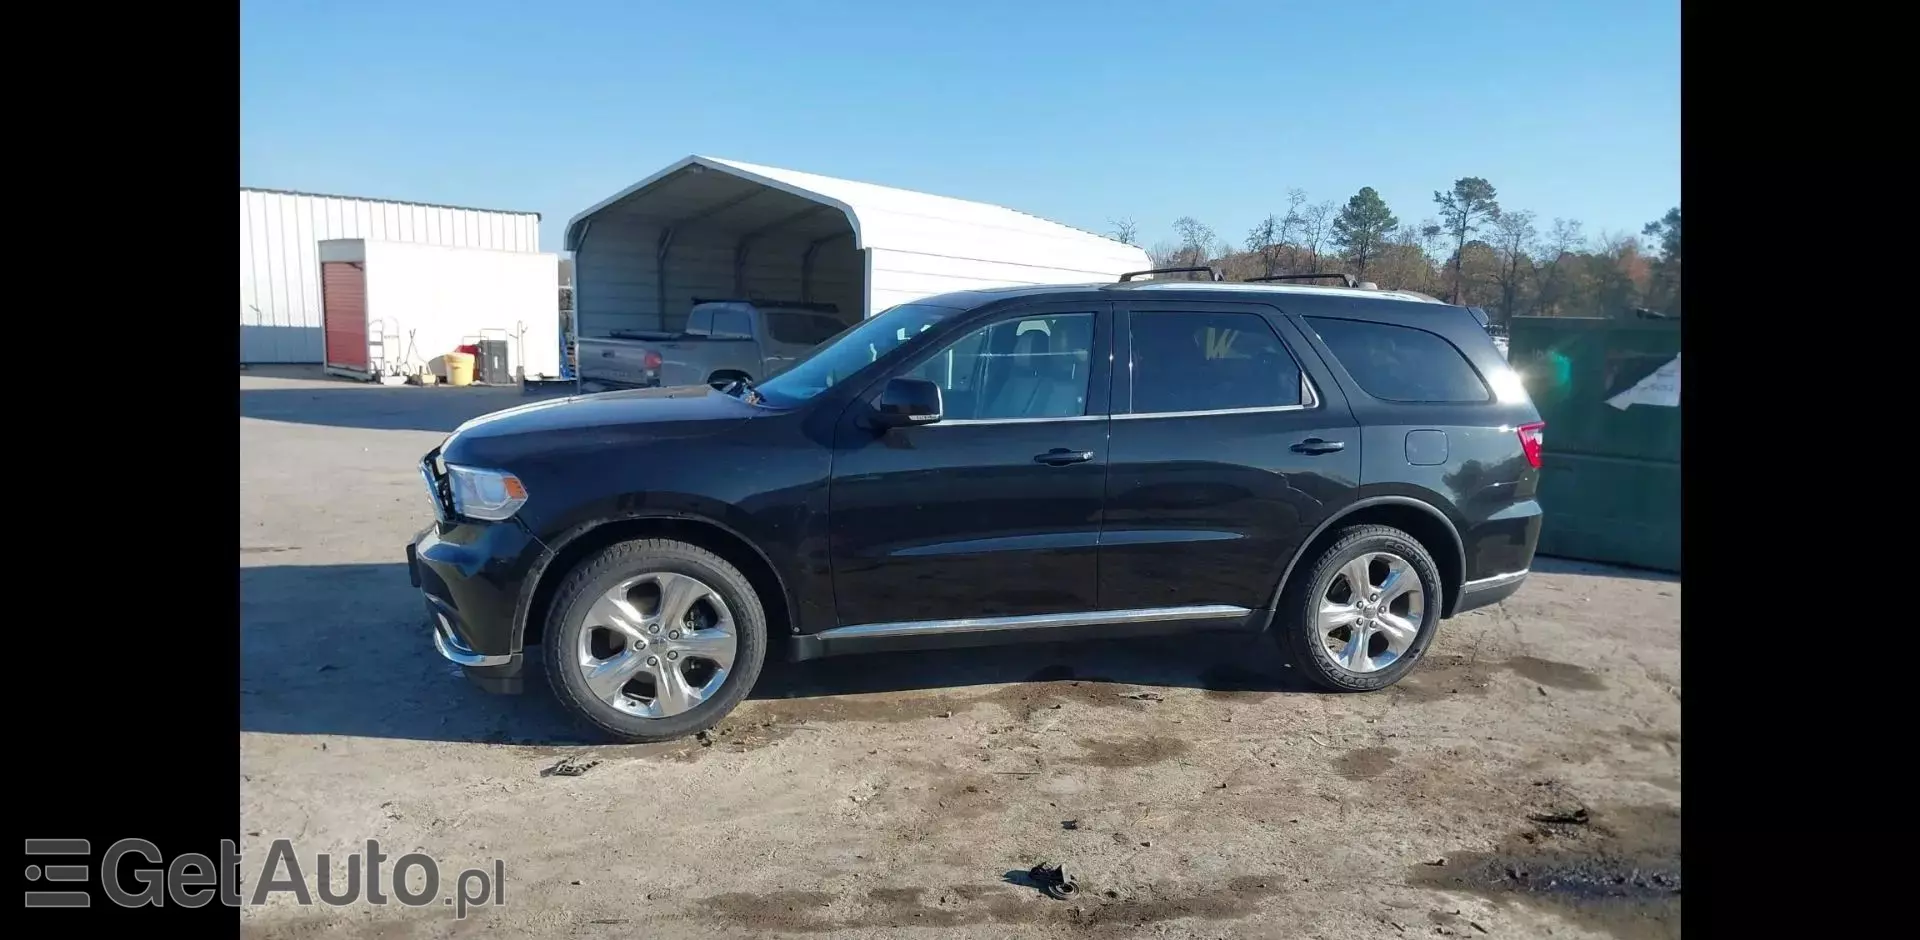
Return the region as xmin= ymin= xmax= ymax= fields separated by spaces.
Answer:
xmin=439 ymin=384 xmax=760 ymax=467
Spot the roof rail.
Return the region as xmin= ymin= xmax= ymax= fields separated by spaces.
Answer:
xmin=1117 ymin=266 xmax=1224 ymax=283
xmin=1245 ymin=273 xmax=1358 ymax=288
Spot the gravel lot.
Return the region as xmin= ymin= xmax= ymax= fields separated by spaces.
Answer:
xmin=240 ymin=369 xmax=1681 ymax=940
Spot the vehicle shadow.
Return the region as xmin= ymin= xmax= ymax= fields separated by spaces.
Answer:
xmin=239 ymin=375 xmax=571 ymax=434
xmin=1532 ymin=555 xmax=1680 ymax=583
xmin=239 ymin=561 xmax=1311 ymax=746
xmin=750 ymin=632 xmax=1306 ymax=702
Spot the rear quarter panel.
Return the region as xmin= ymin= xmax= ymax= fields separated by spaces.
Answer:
xmin=1281 ymin=298 xmax=1544 ymax=584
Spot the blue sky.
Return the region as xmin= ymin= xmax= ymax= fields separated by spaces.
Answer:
xmin=240 ymin=0 xmax=1679 ymax=255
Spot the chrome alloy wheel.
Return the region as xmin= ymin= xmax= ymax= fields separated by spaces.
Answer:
xmin=575 ymin=571 xmax=737 ymax=718
xmin=1317 ymin=552 xmax=1425 ymax=674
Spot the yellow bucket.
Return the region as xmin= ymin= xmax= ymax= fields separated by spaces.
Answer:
xmin=445 ymin=351 xmax=475 ymax=387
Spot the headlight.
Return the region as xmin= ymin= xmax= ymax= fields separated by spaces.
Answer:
xmin=445 ymin=465 xmax=529 ymax=521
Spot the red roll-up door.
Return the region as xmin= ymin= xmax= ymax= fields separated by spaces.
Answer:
xmin=322 ymin=262 xmax=369 ymax=372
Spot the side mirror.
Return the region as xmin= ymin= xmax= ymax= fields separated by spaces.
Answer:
xmin=873 ymin=377 xmax=944 ymax=428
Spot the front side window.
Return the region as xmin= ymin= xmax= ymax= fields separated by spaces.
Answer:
xmin=1304 ymin=316 xmax=1491 ymax=403
xmin=904 ymin=313 xmax=1096 ymax=421
xmin=1128 ymin=311 xmax=1306 ymax=414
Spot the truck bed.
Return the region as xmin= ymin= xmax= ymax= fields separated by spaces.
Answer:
xmin=577 ymin=334 xmax=755 ymax=389
xmin=577 ymin=335 xmax=666 ymax=389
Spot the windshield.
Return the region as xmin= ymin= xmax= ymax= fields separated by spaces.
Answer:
xmin=755 ymin=303 xmax=962 ymax=406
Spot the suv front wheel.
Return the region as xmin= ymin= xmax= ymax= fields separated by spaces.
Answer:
xmin=542 ymin=538 xmax=768 ymax=742
xmin=1278 ymin=524 xmax=1443 ymax=692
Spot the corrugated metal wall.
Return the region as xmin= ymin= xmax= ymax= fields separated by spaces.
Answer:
xmin=239 ymin=188 xmax=541 ymax=364
xmin=574 ymin=215 xmax=863 ymax=337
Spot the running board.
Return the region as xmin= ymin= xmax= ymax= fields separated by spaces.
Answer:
xmin=786 ymin=605 xmax=1257 ymax=662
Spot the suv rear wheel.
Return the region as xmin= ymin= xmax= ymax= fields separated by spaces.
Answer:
xmin=1278 ymin=524 xmax=1442 ymax=692
xmin=542 ymin=538 xmax=768 ymax=742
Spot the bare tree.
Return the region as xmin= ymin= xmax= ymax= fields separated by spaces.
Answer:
xmin=1299 ymin=201 xmax=1335 ymax=271
xmin=1171 ymin=216 xmax=1219 ymax=277
xmin=1147 ymin=240 xmax=1182 ymax=269
xmin=1585 ymin=231 xmax=1649 ymax=315
xmin=1278 ymin=188 xmax=1308 ymax=271
xmin=1409 ymin=219 xmax=1444 ymax=293
xmin=1528 ymin=218 xmax=1585 ymax=315
xmin=1107 ymin=218 xmax=1139 ymax=246
xmin=1490 ymin=210 xmax=1537 ymax=324
xmin=1246 ymin=215 xmax=1282 ymax=276
xmin=1374 ymin=224 xmax=1433 ymax=291
xmin=1434 ymin=177 xmax=1501 ymax=303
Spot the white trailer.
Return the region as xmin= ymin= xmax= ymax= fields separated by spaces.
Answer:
xmin=563 ymin=156 xmax=1150 ymax=345
xmin=315 ymin=239 xmax=563 ymax=382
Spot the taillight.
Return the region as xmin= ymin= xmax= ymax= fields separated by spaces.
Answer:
xmin=643 ymin=351 xmax=663 ymax=370
xmin=1516 ymin=421 xmax=1545 ymax=469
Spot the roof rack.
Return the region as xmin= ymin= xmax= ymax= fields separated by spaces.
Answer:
xmin=1117 ymin=266 xmax=1224 ymax=283
xmin=1245 ymin=273 xmax=1358 ymax=288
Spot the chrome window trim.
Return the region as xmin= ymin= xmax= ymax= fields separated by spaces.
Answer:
xmin=926 ymin=414 xmax=1106 ymax=427
xmin=1116 ymin=372 xmax=1321 ymax=420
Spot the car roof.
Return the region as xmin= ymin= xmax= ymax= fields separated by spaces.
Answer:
xmin=911 ymin=280 xmax=1449 ymax=312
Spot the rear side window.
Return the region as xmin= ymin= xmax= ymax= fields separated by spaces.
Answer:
xmin=1129 ymin=311 xmax=1306 ymax=414
xmin=1304 ymin=317 xmax=1490 ymax=403
xmin=707 ymin=308 xmax=751 ymax=338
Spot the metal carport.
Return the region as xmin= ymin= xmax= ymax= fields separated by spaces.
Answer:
xmin=563 ymin=156 xmax=1150 ymax=338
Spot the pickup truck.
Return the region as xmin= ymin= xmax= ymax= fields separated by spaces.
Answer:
xmin=576 ymin=299 xmax=851 ymax=391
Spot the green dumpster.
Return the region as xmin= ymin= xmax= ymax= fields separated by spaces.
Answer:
xmin=1508 ymin=316 xmax=1680 ymax=573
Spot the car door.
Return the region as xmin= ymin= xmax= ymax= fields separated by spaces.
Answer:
xmin=828 ymin=302 xmax=1113 ymax=628
xmin=1100 ymin=300 xmax=1362 ymax=614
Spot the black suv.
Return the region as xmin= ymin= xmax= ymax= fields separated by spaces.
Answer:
xmin=408 ymin=271 xmax=1545 ymax=743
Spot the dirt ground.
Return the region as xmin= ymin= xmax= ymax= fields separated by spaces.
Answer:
xmin=240 ymin=369 xmax=1681 ymax=940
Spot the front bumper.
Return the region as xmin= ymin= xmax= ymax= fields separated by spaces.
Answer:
xmin=408 ymin=521 xmax=548 ymax=694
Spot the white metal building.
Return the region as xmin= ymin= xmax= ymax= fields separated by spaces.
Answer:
xmin=240 ymin=188 xmax=542 ymax=364
xmin=315 ymin=239 xmax=562 ymax=382
xmin=564 ymin=157 xmax=1150 ymax=338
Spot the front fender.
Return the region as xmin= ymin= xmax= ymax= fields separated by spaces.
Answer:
xmin=510 ymin=491 xmax=815 ymax=651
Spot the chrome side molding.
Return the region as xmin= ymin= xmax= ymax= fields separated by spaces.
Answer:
xmin=1462 ymin=569 xmax=1529 ymax=591
xmin=432 ymin=612 xmax=513 ymax=667
xmin=814 ymin=604 xmax=1251 ymax=641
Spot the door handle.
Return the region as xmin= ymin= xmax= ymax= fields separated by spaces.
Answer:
xmin=1291 ymin=438 xmax=1346 ymax=455
xmin=1034 ymin=448 xmax=1095 ymax=466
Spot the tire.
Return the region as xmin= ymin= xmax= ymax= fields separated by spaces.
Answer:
xmin=542 ymin=538 xmax=768 ymax=743
xmin=1276 ymin=524 xmax=1443 ymax=692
